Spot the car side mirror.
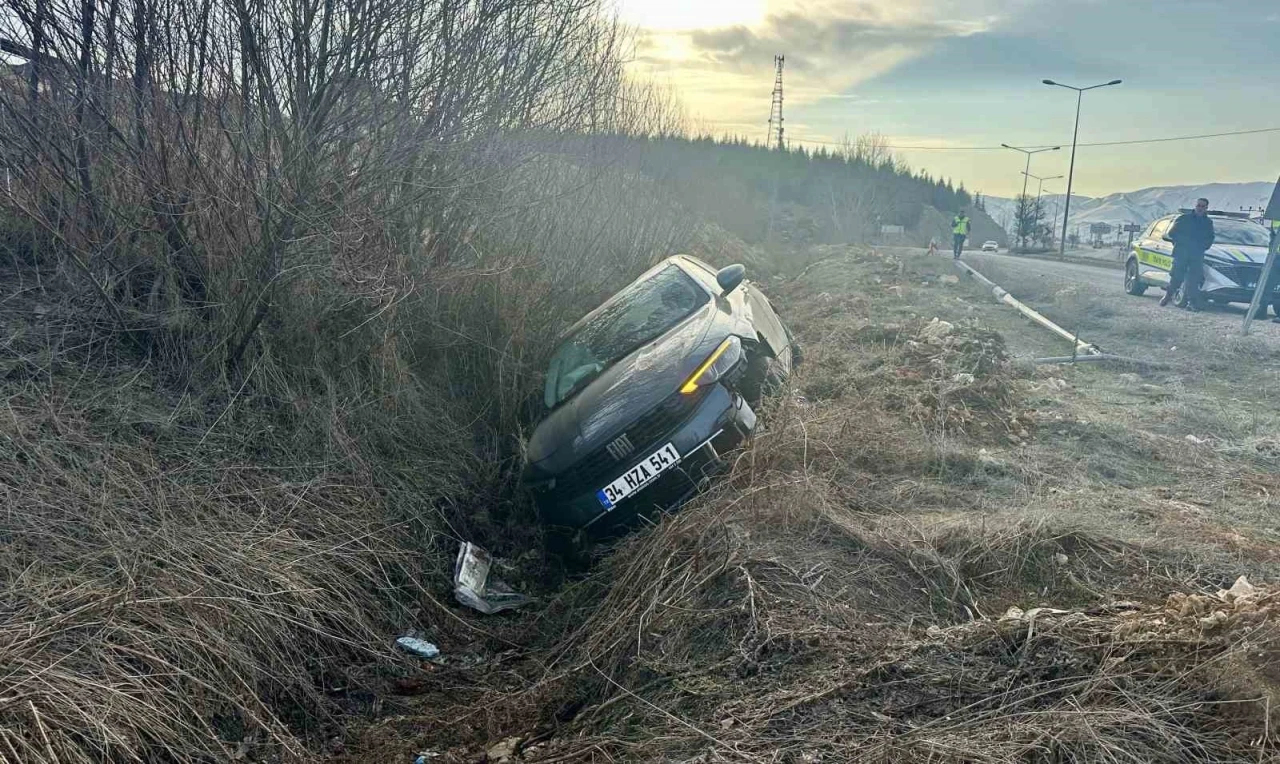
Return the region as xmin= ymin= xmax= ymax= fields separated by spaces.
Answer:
xmin=716 ymin=264 xmax=745 ymax=295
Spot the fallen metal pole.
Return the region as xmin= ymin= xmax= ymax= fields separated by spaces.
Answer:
xmin=1034 ymin=353 xmax=1170 ymax=368
xmin=954 ymin=260 xmax=1100 ymax=356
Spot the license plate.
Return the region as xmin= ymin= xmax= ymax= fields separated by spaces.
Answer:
xmin=596 ymin=442 xmax=681 ymax=509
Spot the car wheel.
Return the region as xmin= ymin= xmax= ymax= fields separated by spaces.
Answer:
xmin=1124 ymin=259 xmax=1147 ymax=296
xmin=1254 ymin=302 xmax=1270 ymax=319
xmin=546 ymin=526 xmax=593 ymax=572
xmin=740 ymin=350 xmax=782 ymax=405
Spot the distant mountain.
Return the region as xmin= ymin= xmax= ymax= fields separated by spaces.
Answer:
xmin=983 ymin=181 xmax=1275 ymax=236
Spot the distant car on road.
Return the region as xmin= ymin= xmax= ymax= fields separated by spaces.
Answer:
xmin=523 ymin=255 xmax=799 ymax=536
xmin=981 ymin=241 xmax=999 ymax=253
xmin=1124 ymin=211 xmax=1279 ymax=316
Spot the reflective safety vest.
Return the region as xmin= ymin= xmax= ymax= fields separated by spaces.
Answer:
xmin=952 ymin=216 xmax=970 ymax=235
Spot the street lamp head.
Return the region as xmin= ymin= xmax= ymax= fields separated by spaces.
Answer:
xmin=1042 ymin=79 xmax=1057 ymax=86
xmin=1001 ymin=143 xmax=1012 ymax=149
xmin=1107 ymin=79 xmax=1122 ymax=86
xmin=1051 ymin=146 xmax=1061 ymax=151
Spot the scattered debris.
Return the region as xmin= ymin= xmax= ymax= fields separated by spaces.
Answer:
xmin=454 ymin=543 xmax=534 ymax=615
xmin=486 ymin=736 xmax=522 ymax=764
xmin=1198 ymin=610 xmax=1229 ymax=630
xmin=940 ymin=274 xmax=960 ymax=285
xmin=951 ymin=372 xmax=975 ymax=385
xmin=918 ymin=317 xmax=955 ymax=344
xmin=1185 ymin=434 xmax=1208 ymax=446
xmin=1001 ymin=605 xmax=1070 ymax=621
xmin=1218 ymin=575 xmax=1257 ymax=603
xmin=977 ymin=448 xmax=1004 ymax=469
xmin=395 ymin=636 xmax=440 ymax=659
xmin=1054 ymin=552 xmax=1070 ymax=566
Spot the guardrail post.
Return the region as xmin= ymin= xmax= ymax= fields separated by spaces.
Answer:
xmin=1242 ymin=225 xmax=1279 ymax=336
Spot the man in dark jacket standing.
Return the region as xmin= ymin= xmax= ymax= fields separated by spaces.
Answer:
xmin=1161 ymin=197 xmax=1215 ymax=310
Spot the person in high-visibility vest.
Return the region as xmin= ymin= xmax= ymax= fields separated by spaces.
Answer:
xmin=951 ymin=211 xmax=971 ymax=259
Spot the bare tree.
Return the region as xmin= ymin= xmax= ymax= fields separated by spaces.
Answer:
xmin=0 ymin=0 xmax=661 ymax=377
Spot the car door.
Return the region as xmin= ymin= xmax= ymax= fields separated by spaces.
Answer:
xmin=1134 ymin=218 xmax=1174 ymax=285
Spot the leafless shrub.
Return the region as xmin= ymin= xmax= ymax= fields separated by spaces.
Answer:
xmin=0 ymin=0 xmax=701 ymax=759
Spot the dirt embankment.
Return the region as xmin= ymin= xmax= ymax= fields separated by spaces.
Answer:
xmin=337 ymin=246 xmax=1280 ymax=764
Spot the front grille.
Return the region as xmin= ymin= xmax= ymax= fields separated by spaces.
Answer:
xmin=1213 ymin=262 xmax=1262 ymax=287
xmin=555 ymin=388 xmax=708 ymax=498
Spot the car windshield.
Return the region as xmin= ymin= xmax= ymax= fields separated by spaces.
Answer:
xmin=1214 ymin=218 xmax=1271 ymax=247
xmin=544 ymin=265 xmax=708 ymax=408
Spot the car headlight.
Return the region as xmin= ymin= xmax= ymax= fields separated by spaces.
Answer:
xmin=679 ymin=336 xmax=743 ymax=395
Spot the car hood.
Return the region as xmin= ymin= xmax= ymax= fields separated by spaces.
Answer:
xmin=526 ymin=303 xmax=725 ymax=474
xmin=1207 ymin=243 xmax=1270 ymax=265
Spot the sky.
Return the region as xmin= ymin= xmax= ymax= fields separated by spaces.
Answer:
xmin=612 ymin=0 xmax=1280 ymax=199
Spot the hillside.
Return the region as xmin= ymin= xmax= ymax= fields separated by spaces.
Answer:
xmin=986 ymin=180 xmax=1275 ymax=233
xmin=625 ymin=134 xmax=1004 ymax=249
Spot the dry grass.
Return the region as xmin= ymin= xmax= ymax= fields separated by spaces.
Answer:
xmin=428 ymin=397 xmax=1278 ymax=764
xmin=0 ymin=280 xmax=487 ymax=762
xmin=334 ymin=246 xmax=1280 ymax=764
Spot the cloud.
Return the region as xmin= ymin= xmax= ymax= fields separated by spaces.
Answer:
xmin=689 ymin=12 xmax=979 ymax=76
xmin=626 ymin=1 xmax=1003 ymax=130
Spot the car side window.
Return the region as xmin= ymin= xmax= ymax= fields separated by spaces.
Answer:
xmin=1148 ymin=220 xmax=1170 ymax=240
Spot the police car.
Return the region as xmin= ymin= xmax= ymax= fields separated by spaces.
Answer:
xmin=1124 ymin=210 xmax=1278 ymax=316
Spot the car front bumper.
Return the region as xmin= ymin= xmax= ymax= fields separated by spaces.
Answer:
xmin=1201 ymin=264 xmax=1280 ymax=304
xmin=533 ymin=383 xmax=756 ymax=531
xmin=1200 ymin=281 xmax=1280 ymax=304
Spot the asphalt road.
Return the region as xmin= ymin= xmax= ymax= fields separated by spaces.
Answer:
xmin=964 ymin=251 xmax=1121 ymax=290
xmin=956 ymin=248 xmax=1280 ymax=361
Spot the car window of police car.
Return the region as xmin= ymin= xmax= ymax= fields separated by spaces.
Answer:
xmin=1214 ymin=219 xmax=1270 ymax=247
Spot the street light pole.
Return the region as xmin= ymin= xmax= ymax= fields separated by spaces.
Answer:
xmin=1022 ymin=172 xmax=1063 ymax=205
xmin=1044 ymin=78 xmax=1122 ymax=258
xmin=1002 ymin=144 xmax=1060 ymax=199
xmin=1020 ymin=174 xmax=1061 ymax=248
xmin=1002 ymin=144 xmax=1060 ymax=249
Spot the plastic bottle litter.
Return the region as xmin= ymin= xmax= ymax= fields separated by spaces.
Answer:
xmin=395 ymin=636 xmax=440 ymax=659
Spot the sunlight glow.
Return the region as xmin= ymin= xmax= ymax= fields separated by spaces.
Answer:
xmin=614 ymin=0 xmax=767 ymax=31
